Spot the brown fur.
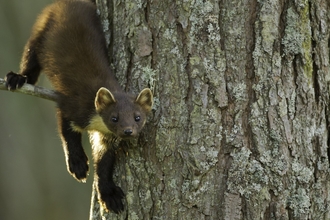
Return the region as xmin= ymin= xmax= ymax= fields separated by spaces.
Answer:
xmin=5 ymin=0 xmax=153 ymax=214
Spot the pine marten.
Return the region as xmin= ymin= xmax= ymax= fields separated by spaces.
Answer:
xmin=5 ymin=0 xmax=153 ymax=214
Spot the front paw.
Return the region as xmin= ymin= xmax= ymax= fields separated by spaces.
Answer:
xmin=99 ymin=185 xmax=125 ymax=214
xmin=67 ymin=154 xmax=89 ymax=182
xmin=5 ymin=71 xmax=27 ymax=90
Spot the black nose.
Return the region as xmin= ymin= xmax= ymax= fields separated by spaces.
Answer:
xmin=124 ymin=129 xmax=133 ymax=135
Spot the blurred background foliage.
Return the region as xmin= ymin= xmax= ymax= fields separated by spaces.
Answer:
xmin=0 ymin=0 xmax=93 ymax=219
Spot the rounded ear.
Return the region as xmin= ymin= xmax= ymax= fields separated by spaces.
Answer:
xmin=135 ymin=88 xmax=153 ymax=112
xmin=95 ymin=87 xmax=116 ymax=112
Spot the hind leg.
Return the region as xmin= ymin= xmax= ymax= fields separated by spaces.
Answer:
xmin=6 ymin=37 xmax=42 ymax=90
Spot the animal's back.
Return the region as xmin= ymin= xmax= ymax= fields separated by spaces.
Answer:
xmin=25 ymin=0 xmax=120 ymax=125
xmin=34 ymin=0 xmax=119 ymax=96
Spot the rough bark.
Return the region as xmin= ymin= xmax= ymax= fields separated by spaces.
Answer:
xmin=2 ymin=0 xmax=329 ymax=219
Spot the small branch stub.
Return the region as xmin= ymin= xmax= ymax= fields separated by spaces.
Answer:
xmin=0 ymin=78 xmax=58 ymax=102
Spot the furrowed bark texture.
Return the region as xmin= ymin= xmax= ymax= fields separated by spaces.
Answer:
xmin=91 ymin=0 xmax=330 ymax=219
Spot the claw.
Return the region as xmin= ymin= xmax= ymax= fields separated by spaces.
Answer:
xmin=5 ymin=71 xmax=27 ymax=90
xmin=99 ymin=185 xmax=125 ymax=214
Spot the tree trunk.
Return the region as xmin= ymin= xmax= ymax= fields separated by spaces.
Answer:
xmin=91 ymin=0 xmax=330 ymax=219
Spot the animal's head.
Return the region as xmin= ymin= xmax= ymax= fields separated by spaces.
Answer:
xmin=94 ymin=87 xmax=153 ymax=138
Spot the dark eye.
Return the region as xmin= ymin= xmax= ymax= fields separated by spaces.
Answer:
xmin=112 ymin=117 xmax=118 ymax=122
xmin=135 ymin=116 xmax=141 ymax=122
